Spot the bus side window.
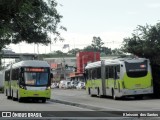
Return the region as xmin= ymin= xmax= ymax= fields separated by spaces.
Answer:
xmin=92 ymin=69 xmax=94 ymax=79
xmin=116 ymin=65 xmax=120 ymax=79
xmin=88 ymin=69 xmax=92 ymax=80
xmin=105 ymin=66 xmax=109 ymax=79
xmin=97 ymin=67 xmax=101 ymax=79
xmin=92 ymin=68 xmax=97 ymax=79
xmin=109 ymin=66 xmax=114 ymax=79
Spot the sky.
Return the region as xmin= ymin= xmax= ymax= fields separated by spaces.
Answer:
xmin=8 ymin=0 xmax=160 ymax=54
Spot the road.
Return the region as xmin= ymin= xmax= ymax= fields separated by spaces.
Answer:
xmin=51 ymin=89 xmax=160 ymax=111
xmin=0 ymin=93 xmax=90 ymax=111
xmin=0 ymin=89 xmax=160 ymax=119
xmin=0 ymin=93 xmax=123 ymax=119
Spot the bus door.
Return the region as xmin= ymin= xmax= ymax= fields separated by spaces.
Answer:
xmin=91 ymin=69 xmax=95 ymax=89
xmin=114 ymin=65 xmax=120 ymax=90
xmin=101 ymin=60 xmax=106 ymax=95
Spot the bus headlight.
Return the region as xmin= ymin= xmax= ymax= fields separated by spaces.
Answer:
xmin=46 ymin=86 xmax=51 ymax=90
xmin=19 ymin=85 xmax=26 ymax=90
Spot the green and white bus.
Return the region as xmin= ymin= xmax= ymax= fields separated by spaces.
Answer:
xmin=4 ymin=60 xmax=52 ymax=102
xmin=85 ymin=58 xmax=153 ymax=99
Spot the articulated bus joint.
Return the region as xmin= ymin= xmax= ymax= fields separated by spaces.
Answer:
xmin=122 ymin=81 xmax=125 ymax=89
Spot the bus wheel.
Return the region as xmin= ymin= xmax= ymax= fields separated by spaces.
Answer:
xmin=42 ymin=99 xmax=46 ymax=103
xmin=112 ymin=89 xmax=117 ymax=100
xmin=12 ymin=91 xmax=16 ymax=101
xmin=88 ymin=88 xmax=91 ymax=95
xmin=97 ymin=88 xmax=103 ymax=98
xmin=135 ymin=95 xmax=143 ymax=100
xmin=5 ymin=90 xmax=7 ymax=96
xmin=18 ymin=98 xmax=23 ymax=103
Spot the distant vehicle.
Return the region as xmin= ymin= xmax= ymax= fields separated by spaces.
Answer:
xmin=76 ymin=82 xmax=85 ymax=89
xmin=63 ymin=81 xmax=71 ymax=89
xmin=70 ymin=81 xmax=79 ymax=88
xmin=59 ymin=80 xmax=66 ymax=88
xmin=4 ymin=60 xmax=52 ymax=103
xmin=59 ymin=80 xmax=71 ymax=89
xmin=51 ymin=83 xmax=58 ymax=89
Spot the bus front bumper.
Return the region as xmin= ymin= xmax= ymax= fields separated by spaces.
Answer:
xmin=19 ymin=88 xmax=51 ymax=99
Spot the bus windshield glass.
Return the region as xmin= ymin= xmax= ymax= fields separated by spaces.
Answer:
xmin=24 ymin=68 xmax=49 ymax=86
xmin=125 ymin=60 xmax=148 ymax=78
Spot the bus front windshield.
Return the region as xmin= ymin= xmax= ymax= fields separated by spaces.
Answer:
xmin=24 ymin=72 xmax=49 ymax=86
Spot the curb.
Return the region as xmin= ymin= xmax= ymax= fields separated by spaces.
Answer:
xmin=50 ymin=99 xmax=121 ymax=117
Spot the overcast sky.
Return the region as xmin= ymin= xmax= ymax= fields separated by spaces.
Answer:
xmin=8 ymin=0 xmax=160 ymax=54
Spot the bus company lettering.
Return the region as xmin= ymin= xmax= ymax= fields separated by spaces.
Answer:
xmin=12 ymin=112 xmax=27 ymax=117
xmin=123 ymin=113 xmax=139 ymax=117
xmin=147 ymin=113 xmax=158 ymax=117
xmin=139 ymin=113 xmax=158 ymax=117
xmin=12 ymin=112 xmax=42 ymax=118
xmin=28 ymin=113 xmax=42 ymax=117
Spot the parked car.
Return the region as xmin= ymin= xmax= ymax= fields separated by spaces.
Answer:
xmin=63 ymin=81 xmax=71 ymax=89
xmin=76 ymin=82 xmax=85 ymax=89
xmin=51 ymin=82 xmax=58 ymax=89
xmin=59 ymin=80 xmax=71 ymax=89
xmin=70 ymin=81 xmax=79 ymax=88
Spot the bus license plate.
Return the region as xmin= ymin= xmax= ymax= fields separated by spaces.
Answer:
xmin=34 ymin=94 xmax=39 ymax=96
xmin=135 ymin=84 xmax=141 ymax=88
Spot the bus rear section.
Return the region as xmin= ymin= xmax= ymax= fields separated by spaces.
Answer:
xmin=120 ymin=59 xmax=153 ymax=98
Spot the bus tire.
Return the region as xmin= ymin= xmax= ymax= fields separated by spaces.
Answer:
xmin=6 ymin=90 xmax=8 ymax=96
xmin=42 ymin=99 xmax=46 ymax=103
xmin=135 ymin=95 xmax=143 ymax=100
xmin=112 ymin=89 xmax=117 ymax=100
xmin=88 ymin=88 xmax=91 ymax=95
xmin=97 ymin=88 xmax=103 ymax=98
xmin=12 ymin=90 xmax=16 ymax=101
xmin=97 ymin=88 xmax=99 ymax=96
xmin=16 ymin=91 xmax=18 ymax=101
xmin=18 ymin=98 xmax=22 ymax=103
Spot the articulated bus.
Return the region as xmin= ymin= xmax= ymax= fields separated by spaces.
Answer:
xmin=85 ymin=58 xmax=153 ymax=99
xmin=4 ymin=60 xmax=52 ymax=103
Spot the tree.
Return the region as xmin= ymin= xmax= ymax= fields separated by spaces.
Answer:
xmin=91 ymin=36 xmax=104 ymax=52
xmin=83 ymin=45 xmax=94 ymax=52
xmin=101 ymin=47 xmax=112 ymax=55
xmin=0 ymin=0 xmax=66 ymax=51
xmin=111 ymin=48 xmax=123 ymax=55
xmin=68 ymin=48 xmax=81 ymax=55
xmin=122 ymin=23 xmax=160 ymax=58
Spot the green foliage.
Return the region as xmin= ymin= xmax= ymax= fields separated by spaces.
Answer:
xmin=83 ymin=36 xmax=105 ymax=52
xmin=91 ymin=36 xmax=104 ymax=52
xmin=101 ymin=47 xmax=112 ymax=55
xmin=83 ymin=45 xmax=94 ymax=52
xmin=68 ymin=48 xmax=81 ymax=55
xmin=122 ymin=22 xmax=160 ymax=58
xmin=111 ymin=48 xmax=123 ymax=55
xmin=0 ymin=0 xmax=65 ymax=50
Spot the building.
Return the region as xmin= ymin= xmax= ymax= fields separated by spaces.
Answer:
xmin=69 ymin=52 xmax=100 ymax=82
xmin=44 ymin=55 xmax=119 ymax=82
xmin=44 ymin=57 xmax=76 ymax=81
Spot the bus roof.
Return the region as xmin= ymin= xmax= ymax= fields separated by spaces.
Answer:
xmin=85 ymin=58 xmax=149 ymax=69
xmin=7 ymin=60 xmax=50 ymax=70
xmin=85 ymin=61 xmax=101 ymax=69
